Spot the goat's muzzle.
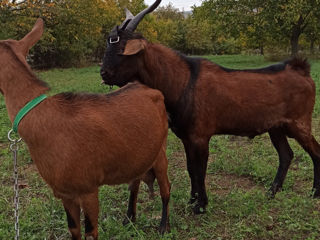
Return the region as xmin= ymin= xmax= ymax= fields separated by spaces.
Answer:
xmin=100 ymin=68 xmax=113 ymax=80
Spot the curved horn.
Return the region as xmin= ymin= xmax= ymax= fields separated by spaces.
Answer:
xmin=119 ymin=8 xmax=134 ymax=30
xmin=125 ymin=0 xmax=161 ymax=32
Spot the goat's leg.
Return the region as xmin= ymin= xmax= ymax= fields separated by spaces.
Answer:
xmin=80 ymin=189 xmax=99 ymax=240
xmin=123 ymin=179 xmax=140 ymax=225
xmin=182 ymin=139 xmax=199 ymax=204
xmin=183 ymin=137 xmax=209 ymax=214
xmin=62 ymin=198 xmax=81 ymax=240
xmin=288 ymin=123 xmax=320 ymax=197
xmin=308 ymin=136 xmax=320 ymax=197
xmin=153 ymin=148 xmax=170 ymax=234
xmin=297 ymin=136 xmax=320 ymax=197
xmin=268 ymin=128 xmax=294 ymax=198
xmin=142 ymin=169 xmax=156 ymax=199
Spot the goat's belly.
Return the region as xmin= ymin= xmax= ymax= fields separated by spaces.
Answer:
xmin=216 ymin=128 xmax=267 ymax=138
xmin=216 ymin=116 xmax=289 ymax=138
xmin=100 ymin=156 xmax=157 ymax=185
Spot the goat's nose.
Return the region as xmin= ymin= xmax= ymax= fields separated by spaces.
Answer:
xmin=100 ymin=68 xmax=113 ymax=78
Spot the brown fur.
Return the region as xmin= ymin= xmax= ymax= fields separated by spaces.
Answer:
xmin=101 ymin=36 xmax=320 ymax=214
xmin=0 ymin=19 xmax=170 ymax=239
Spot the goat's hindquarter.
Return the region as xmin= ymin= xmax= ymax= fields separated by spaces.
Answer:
xmin=19 ymin=84 xmax=167 ymax=197
xmin=193 ymin=64 xmax=315 ymax=138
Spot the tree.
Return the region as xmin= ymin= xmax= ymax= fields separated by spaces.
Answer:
xmin=0 ymin=0 xmax=121 ymax=67
xmin=153 ymin=4 xmax=184 ymax=47
xmin=262 ymin=0 xmax=320 ymax=56
xmin=195 ymin=0 xmax=320 ymax=56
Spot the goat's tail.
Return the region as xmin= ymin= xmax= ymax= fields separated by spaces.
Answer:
xmin=287 ymin=57 xmax=310 ymax=77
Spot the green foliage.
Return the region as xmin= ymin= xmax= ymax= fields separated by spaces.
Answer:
xmin=195 ymin=0 xmax=320 ymax=56
xmin=1 ymin=1 xmax=320 ymax=66
xmin=0 ymin=0 xmax=122 ymax=68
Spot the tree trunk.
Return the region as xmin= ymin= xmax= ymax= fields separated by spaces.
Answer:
xmin=290 ymin=30 xmax=300 ymax=57
xmin=259 ymin=44 xmax=264 ymax=55
xmin=290 ymin=15 xmax=305 ymax=57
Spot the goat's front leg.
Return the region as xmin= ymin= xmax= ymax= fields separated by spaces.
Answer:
xmin=62 ymin=198 xmax=81 ymax=240
xmin=123 ymin=179 xmax=140 ymax=225
xmin=80 ymin=189 xmax=99 ymax=240
xmin=183 ymin=137 xmax=209 ymax=214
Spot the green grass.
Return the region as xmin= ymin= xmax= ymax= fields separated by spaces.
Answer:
xmin=1 ymin=55 xmax=320 ymax=239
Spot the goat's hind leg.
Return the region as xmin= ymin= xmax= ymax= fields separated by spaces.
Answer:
xmin=123 ymin=179 xmax=140 ymax=225
xmin=308 ymin=136 xmax=320 ymax=197
xmin=80 ymin=189 xmax=99 ymax=240
xmin=268 ymin=128 xmax=294 ymax=198
xmin=62 ymin=198 xmax=81 ymax=240
xmin=153 ymin=147 xmax=171 ymax=234
xmin=288 ymin=123 xmax=320 ymax=197
xmin=142 ymin=169 xmax=156 ymax=199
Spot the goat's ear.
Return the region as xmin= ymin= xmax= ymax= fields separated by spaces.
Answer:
xmin=122 ymin=39 xmax=145 ymax=55
xmin=18 ymin=18 xmax=44 ymax=57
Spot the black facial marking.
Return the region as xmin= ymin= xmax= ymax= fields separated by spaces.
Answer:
xmin=105 ymin=29 xmax=144 ymax=59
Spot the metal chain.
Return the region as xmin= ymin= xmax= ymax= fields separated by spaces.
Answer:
xmin=8 ymin=129 xmax=22 ymax=240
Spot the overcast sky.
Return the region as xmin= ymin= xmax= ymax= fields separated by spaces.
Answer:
xmin=145 ymin=0 xmax=203 ymax=11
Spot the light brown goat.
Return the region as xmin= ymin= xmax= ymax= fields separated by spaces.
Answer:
xmin=0 ymin=19 xmax=170 ymax=239
xmin=100 ymin=0 xmax=320 ymax=214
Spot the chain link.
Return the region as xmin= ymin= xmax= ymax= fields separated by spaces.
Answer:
xmin=8 ymin=129 xmax=21 ymax=240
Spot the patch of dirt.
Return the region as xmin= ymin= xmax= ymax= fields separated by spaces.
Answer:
xmin=168 ymin=151 xmax=186 ymax=172
xmin=206 ymin=172 xmax=264 ymax=195
xmin=167 ymin=148 xmax=264 ymax=195
xmin=228 ymin=135 xmax=254 ymax=145
xmin=22 ymin=163 xmax=38 ymax=174
xmin=291 ymin=179 xmax=310 ymax=195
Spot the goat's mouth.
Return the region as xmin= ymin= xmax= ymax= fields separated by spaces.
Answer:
xmin=100 ymin=79 xmax=114 ymax=89
xmin=100 ymin=76 xmax=112 ymax=85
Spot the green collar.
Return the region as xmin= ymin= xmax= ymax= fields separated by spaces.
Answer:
xmin=12 ymin=94 xmax=47 ymax=133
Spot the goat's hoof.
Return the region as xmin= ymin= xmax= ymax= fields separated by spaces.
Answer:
xmin=312 ymin=189 xmax=320 ymax=198
xmin=188 ymin=196 xmax=197 ymax=205
xmin=192 ymin=204 xmax=206 ymax=215
xmin=159 ymin=223 xmax=170 ymax=235
xmin=267 ymin=185 xmax=279 ymax=200
xmin=123 ymin=216 xmax=135 ymax=226
xmin=266 ymin=190 xmax=276 ymax=200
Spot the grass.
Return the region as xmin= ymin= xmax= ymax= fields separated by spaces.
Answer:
xmin=1 ymin=55 xmax=320 ymax=239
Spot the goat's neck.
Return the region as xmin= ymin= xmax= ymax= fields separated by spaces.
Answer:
xmin=141 ymin=44 xmax=190 ymax=107
xmin=3 ymin=74 xmax=49 ymax=123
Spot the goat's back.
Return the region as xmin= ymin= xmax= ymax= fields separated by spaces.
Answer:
xmin=192 ymin=60 xmax=315 ymax=137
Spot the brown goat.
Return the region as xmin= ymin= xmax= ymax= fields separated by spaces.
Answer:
xmin=100 ymin=0 xmax=320 ymax=214
xmin=0 ymin=19 xmax=170 ymax=239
